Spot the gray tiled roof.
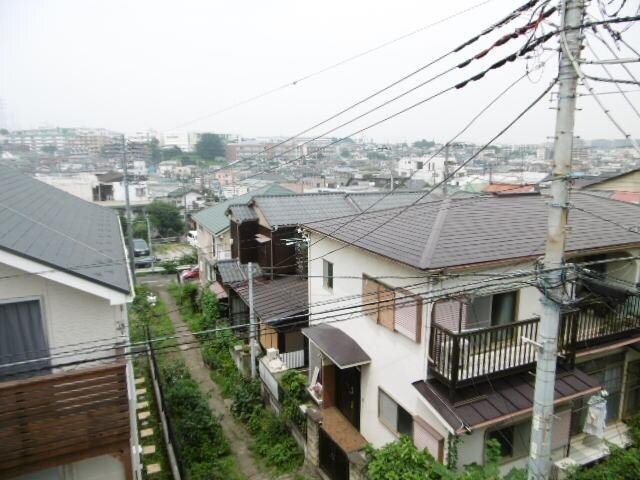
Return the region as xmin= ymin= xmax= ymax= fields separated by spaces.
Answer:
xmin=227 ymin=204 xmax=258 ymax=224
xmin=304 ymin=192 xmax=640 ymax=270
xmin=0 ymin=166 xmax=131 ymax=293
xmin=252 ymin=190 xmax=441 ymax=228
xmin=192 ymin=183 xmax=294 ymax=235
xmin=232 ymin=276 xmax=308 ymax=323
xmin=217 ymin=260 xmax=262 ymax=285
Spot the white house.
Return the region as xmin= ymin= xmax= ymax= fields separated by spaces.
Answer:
xmin=0 ymin=166 xmax=139 ymax=480
xmin=301 ymin=192 xmax=640 ymax=479
xmin=396 ymin=156 xmax=449 ymax=184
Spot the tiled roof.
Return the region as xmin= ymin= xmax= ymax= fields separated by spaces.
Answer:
xmin=227 ymin=204 xmax=258 ymax=223
xmin=192 ymin=183 xmax=294 ymax=235
xmin=413 ymin=368 xmax=600 ymax=433
xmin=252 ymin=190 xmax=441 ymax=228
xmin=0 ymin=166 xmax=131 ymax=293
xmin=304 ymin=192 xmax=640 ymax=270
xmin=231 ymin=276 xmax=308 ymax=323
xmin=217 ymin=260 xmax=262 ymax=285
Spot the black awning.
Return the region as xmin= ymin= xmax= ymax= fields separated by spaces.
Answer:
xmin=302 ymin=324 xmax=371 ymax=369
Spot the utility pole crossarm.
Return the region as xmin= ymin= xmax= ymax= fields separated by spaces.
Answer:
xmin=528 ymin=1 xmax=585 ymax=479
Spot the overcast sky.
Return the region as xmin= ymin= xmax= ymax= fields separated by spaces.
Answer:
xmin=1 ymin=0 xmax=639 ymax=144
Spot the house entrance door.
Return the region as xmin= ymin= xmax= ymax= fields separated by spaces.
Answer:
xmin=336 ymin=367 xmax=360 ymax=430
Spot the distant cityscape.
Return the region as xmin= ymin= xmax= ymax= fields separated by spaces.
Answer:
xmin=0 ymin=126 xmax=638 ymax=213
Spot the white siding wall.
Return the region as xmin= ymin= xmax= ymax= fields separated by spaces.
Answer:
xmin=308 ymin=234 xmax=448 ymax=448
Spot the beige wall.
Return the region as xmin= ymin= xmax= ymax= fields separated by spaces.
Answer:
xmin=586 ymin=171 xmax=640 ymax=193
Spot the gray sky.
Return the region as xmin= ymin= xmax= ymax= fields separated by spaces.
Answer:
xmin=1 ymin=0 xmax=639 ymax=144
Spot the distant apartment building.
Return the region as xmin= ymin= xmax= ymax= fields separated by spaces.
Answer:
xmin=7 ymin=127 xmax=120 ymax=156
xmin=396 ymin=156 xmax=450 ymax=184
xmin=226 ymin=139 xmax=306 ymax=163
xmin=161 ymin=131 xmax=201 ymax=152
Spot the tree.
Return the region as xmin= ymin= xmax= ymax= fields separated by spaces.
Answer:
xmin=340 ymin=147 xmax=352 ymax=158
xmin=195 ymin=133 xmax=226 ymax=161
xmin=150 ymin=137 xmax=162 ymax=164
xmin=163 ymin=146 xmax=183 ymax=159
xmin=0 ymin=128 xmax=8 ymax=135
xmin=42 ymin=145 xmax=57 ymax=154
xmin=413 ymin=139 xmax=435 ymax=149
xmin=146 ymin=201 xmax=184 ymax=237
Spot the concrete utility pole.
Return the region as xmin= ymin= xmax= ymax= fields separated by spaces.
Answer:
xmin=248 ymin=262 xmax=257 ymax=379
xmin=146 ymin=214 xmax=154 ymax=269
xmin=528 ymin=1 xmax=584 ymax=479
xmin=122 ymin=135 xmax=137 ymax=285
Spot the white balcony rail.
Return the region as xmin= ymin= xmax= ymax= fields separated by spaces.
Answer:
xmin=280 ymin=349 xmax=305 ymax=369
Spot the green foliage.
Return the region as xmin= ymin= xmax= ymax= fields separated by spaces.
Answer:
xmin=146 ymin=200 xmax=185 ymax=237
xmin=280 ymin=370 xmax=309 ymax=431
xmin=196 ymin=133 xmax=226 ymax=161
xmin=133 ymin=221 xmax=148 ymax=242
xmin=367 ymin=436 xmax=453 ymax=480
xmin=367 ymin=436 xmax=525 ymax=480
xmin=201 ymin=290 xmax=220 ymax=328
xmin=162 ymin=146 xmax=183 ymax=159
xmin=413 ymin=139 xmax=435 ymax=148
xmin=160 ymin=361 xmax=241 ymax=479
xmin=340 ymin=147 xmax=352 ymax=158
xmin=249 ymin=410 xmax=304 ymax=473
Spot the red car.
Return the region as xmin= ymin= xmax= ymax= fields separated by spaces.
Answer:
xmin=181 ymin=268 xmax=199 ymax=281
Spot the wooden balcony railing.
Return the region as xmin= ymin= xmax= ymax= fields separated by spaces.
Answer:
xmin=429 ymin=293 xmax=640 ymax=392
xmin=0 ymin=362 xmax=132 ymax=479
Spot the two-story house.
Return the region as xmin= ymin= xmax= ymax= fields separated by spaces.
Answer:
xmin=0 ymin=167 xmax=138 ymax=480
xmin=192 ymin=183 xmax=294 ymax=285
xmin=301 ymin=192 xmax=640 ymax=480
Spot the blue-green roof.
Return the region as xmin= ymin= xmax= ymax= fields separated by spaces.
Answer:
xmin=192 ymin=183 xmax=294 ymax=234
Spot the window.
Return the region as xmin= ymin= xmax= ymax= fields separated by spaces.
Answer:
xmin=379 ymin=389 xmax=413 ymax=437
xmin=363 ymin=275 xmax=421 ymax=341
xmin=135 ymin=187 xmax=146 ymax=197
xmin=0 ymin=299 xmax=49 ymax=378
xmin=487 ymin=421 xmax=531 ymax=460
xmin=491 ymin=291 xmax=517 ymax=327
xmin=323 ymin=260 xmax=334 ymax=290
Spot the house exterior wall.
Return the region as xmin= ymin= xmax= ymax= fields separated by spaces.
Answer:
xmin=0 ymin=261 xmax=134 ymax=480
xmin=0 ymin=263 xmax=126 ymax=361
xmin=586 ymin=171 xmax=640 ymax=193
xmin=307 ymin=232 xmax=640 ymax=469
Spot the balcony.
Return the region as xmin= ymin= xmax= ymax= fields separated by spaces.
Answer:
xmin=0 ymin=363 xmax=132 ymax=479
xmin=428 ymin=294 xmax=640 ymax=393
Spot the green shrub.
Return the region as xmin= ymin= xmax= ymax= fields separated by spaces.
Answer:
xmin=160 ymin=360 xmax=240 ymax=479
xmin=249 ymin=410 xmax=304 ymax=473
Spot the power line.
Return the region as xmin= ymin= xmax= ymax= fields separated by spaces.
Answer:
xmin=166 ymin=0 xmax=506 ymax=131
xmin=305 ymin=78 xmax=557 ymax=264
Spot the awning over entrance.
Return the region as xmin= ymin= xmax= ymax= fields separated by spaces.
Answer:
xmin=413 ymin=368 xmax=601 ymax=434
xmin=302 ymin=324 xmax=371 ymax=369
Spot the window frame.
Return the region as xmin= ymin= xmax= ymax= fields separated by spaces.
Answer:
xmin=378 ymin=388 xmax=414 ymax=438
xmin=323 ymin=259 xmax=334 ymax=290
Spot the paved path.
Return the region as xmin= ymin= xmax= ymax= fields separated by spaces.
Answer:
xmin=156 ymin=285 xmax=270 ymax=480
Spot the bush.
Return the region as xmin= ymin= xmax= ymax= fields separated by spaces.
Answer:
xmin=249 ymin=410 xmax=304 ymax=473
xmin=160 ymin=361 xmax=240 ymax=479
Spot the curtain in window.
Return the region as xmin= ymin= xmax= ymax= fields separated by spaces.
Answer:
xmin=0 ymin=300 xmax=49 ymax=379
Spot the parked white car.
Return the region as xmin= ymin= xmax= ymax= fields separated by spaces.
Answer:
xmin=187 ymin=230 xmax=198 ymax=247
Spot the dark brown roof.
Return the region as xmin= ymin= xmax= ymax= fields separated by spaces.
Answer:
xmin=232 ymin=276 xmax=308 ymax=323
xmin=302 ymin=324 xmax=371 ymax=369
xmin=96 ymin=171 xmax=124 ymax=183
xmin=413 ymin=368 xmax=600 ymax=433
xmin=304 ymin=192 xmax=640 ymax=271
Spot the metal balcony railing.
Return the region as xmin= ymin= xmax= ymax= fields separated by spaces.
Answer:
xmin=428 ymin=293 xmax=640 ymax=392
